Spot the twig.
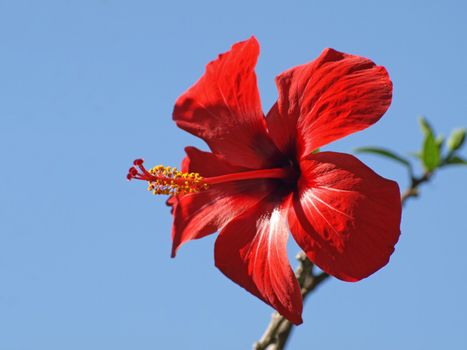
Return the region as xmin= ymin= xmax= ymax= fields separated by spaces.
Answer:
xmin=253 ymin=252 xmax=330 ymax=350
xmin=400 ymin=172 xmax=432 ymax=205
xmin=253 ymin=171 xmax=432 ymax=350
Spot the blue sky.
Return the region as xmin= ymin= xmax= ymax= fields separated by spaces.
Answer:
xmin=1 ymin=1 xmax=466 ymax=349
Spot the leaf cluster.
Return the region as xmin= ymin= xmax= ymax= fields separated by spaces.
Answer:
xmin=355 ymin=117 xmax=466 ymax=180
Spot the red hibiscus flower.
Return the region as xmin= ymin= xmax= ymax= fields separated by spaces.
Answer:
xmin=128 ymin=37 xmax=401 ymax=325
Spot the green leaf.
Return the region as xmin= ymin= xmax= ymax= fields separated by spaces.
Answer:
xmin=444 ymin=156 xmax=467 ymax=166
xmin=354 ymin=147 xmax=413 ymax=171
xmin=436 ymin=134 xmax=444 ymax=150
xmin=447 ymin=128 xmax=466 ymax=152
xmin=418 ymin=116 xmax=434 ymax=136
xmin=422 ymin=131 xmax=441 ymax=171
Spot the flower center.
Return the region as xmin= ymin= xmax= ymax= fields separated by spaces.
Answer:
xmin=127 ymin=159 xmax=298 ymax=196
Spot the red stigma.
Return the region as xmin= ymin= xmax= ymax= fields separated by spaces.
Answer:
xmin=126 ymin=159 xmax=153 ymax=181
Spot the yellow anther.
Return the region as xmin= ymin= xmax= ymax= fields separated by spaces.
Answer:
xmin=144 ymin=164 xmax=208 ymax=196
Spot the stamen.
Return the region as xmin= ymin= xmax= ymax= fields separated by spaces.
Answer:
xmin=127 ymin=159 xmax=296 ymax=196
xmin=127 ymin=159 xmax=207 ymax=195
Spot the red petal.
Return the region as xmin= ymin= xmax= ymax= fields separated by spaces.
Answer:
xmin=267 ymin=49 xmax=392 ymax=158
xmin=173 ymin=37 xmax=280 ymax=169
xmin=214 ymin=196 xmax=303 ymax=324
xmin=288 ymin=152 xmax=401 ymax=281
xmin=170 ymin=148 xmax=276 ymax=257
xmin=184 ymin=146 xmax=245 ymax=177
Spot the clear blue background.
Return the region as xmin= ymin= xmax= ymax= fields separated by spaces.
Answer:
xmin=1 ymin=1 xmax=466 ymax=349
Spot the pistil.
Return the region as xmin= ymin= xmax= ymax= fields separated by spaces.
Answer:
xmin=127 ymin=159 xmax=295 ymax=196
